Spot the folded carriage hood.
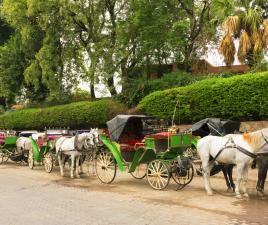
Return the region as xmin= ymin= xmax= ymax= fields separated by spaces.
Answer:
xmin=191 ymin=118 xmax=241 ymax=137
xmin=106 ymin=115 xmax=152 ymax=141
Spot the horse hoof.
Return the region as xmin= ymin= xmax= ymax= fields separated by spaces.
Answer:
xmin=235 ymin=194 xmax=242 ymax=199
xmin=257 ymin=191 xmax=266 ymax=198
xmin=227 ymin=188 xmax=234 ymax=193
xmin=207 ymin=192 xmax=214 ymax=196
xmin=243 ymin=193 xmax=249 ymax=198
xmin=76 ymin=175 xmax=80 ymax=179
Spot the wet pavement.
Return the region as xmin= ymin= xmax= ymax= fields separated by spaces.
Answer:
xmin=0 ymin=162 xmax=267 ymax=225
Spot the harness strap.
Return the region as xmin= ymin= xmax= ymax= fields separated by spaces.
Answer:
xmin=235 ymin=145 xmax=257 ymax=159
xmin=210 ymin=138 xmax=257 ymax=165
xmin=210 ymin=138 xmax=235 ymax=164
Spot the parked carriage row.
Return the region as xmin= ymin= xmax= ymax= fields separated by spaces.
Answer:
xmin=1 ymin=115 xmax=266 ymax=195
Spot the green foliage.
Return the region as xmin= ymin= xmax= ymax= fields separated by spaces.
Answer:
xmin=117 ymin=71 xmax=238 ymax=107
xmin=117 ymin=71 xmax=196 ymax=107
xmin=0 ymin=99 xmax=127 ymax=130
xmin=138 ymin=72 xmax=268 ymax=123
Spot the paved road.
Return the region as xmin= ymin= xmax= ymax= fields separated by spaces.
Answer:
xmin=0 ymin=162 xmax=267 ymax=225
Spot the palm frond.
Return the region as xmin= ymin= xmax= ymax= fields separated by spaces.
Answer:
xmin=262 ymin=19 xmax=268 ymax=46
xmin=238 ymin=30 xmax=251 ymax=62
xmin=252 ymin=31 xmax=263 ymax=53
xmin=242 ymin=8 xmax=261 ymax=34
xmin=223 ymin=16 xmax=240 ymax=34
xmin=219 ymin=34 xmax=235 ymax=66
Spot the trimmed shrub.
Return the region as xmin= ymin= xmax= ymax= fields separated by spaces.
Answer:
xmin=0 ymin=99 xmax=126 ymax=130
xmin=138 ymin=72 xmax=268 ymax=123
xmin=117 ymin=71 xmax=238 ymax=107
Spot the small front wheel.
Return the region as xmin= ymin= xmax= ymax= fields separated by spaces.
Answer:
xmin=147 ymin=160 xmax=170 ymax=190
xmin=28 ymin=148 xmax=34 ymax=169
xmin=130 ymin=163 xmax=147 ymax=179
xmin=44 ymin=153 xmax=53 ymax=173
xmin=95 ymin=150 xmax=116 ymax=184
xmin=172 ymin=162 xmax=194 ymax=187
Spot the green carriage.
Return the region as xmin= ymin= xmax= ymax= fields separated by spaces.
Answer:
xmin=0 ymin=135 xmax=19 ymax=164
xmin=95 ymin=115 xmax=194 ymax=190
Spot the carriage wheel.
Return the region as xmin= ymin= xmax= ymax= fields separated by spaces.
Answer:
xmin=130 ymin=164 xmax=147 ymax=179
xmin=147 ymin=160 xmax=170 ymax=190
xmin=0 ymin=151 xmax=9 ymax=164
xmin=171 ymin=162 xmax=194 ymax=187
xmin=28 ymin=149 xmax=34 ymax=169
xmin=95 ymin=150 xmax=116 ymax=184
xmin=44 ymin=153 xmax=53 ymax=173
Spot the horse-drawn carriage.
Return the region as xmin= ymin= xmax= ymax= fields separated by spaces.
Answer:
xmin=0 ymin=133 xmax=20 ymax=164
xmin=28 ymin=129 xmax=70 ymax=173
xmin=95 ymin=115 xmax=194 ymax=190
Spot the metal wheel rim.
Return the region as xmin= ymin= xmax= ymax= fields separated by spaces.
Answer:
xmin=95 ymin=151 xmax=116 ymax=184
xmin=172 ymin=163 xmax=194 ymax=186
xmin=0 ymin=151 xmax=9 ymax=164
xmin=147 ymin=160 xmax=170 ymax=190
xmin=0 ymin=152 xmax=4 ymax=165
xmin=28 ymin=149 xmax=34 ymax=169
xmin=130 ymin=164 xmax=147 ymax=179
xmin=44 ymin=153 xmax=53 ymax=173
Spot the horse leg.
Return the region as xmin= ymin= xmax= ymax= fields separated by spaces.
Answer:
xmin=256 ymin=157 xmax=268 ymax=197
xmin=241 ymin=164 xmax=250 ymax=198
xmin=70 ymin=154 xmax=75 ymax=179
xmin=58 ymin=153 xmax=64 ymax=177
xmin=222 ymin=166 xmax=233 ymax=193
xmin=228 ymin=165 xmax=235 ymax=192
xmin=235 ymin=163 xmax=244 ymax=198
xmin=76 ymin=154 xmax=81 ymax=178
xmin=202 ymin=161 xmax=214 ymax=195
xmin=79 ymin=155 xmax=85 ymax=174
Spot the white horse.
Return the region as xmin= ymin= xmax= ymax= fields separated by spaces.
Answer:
xmin=16 ymin=137 xmax=32 ymax=156
xmin=55 ymin=129 xmax=99 ymax=178
xmin=197 ymin=128 xmax=268 ymax=198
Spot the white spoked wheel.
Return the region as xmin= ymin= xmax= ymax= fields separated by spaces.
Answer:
xmin=147 ymin=160 xmax=170 ymax=190
xmin=44 ymin=153 xmax=53 ymax=173
xmin=130 ymin=163 xmax=147 ymax=179
xmin=95 ymin=150 xmax=116 ymax=184
xmin=28 ymin=148 xmax=34 ymax=169
xmin=0 ymin=152 xmax=8 ymax=164
xmin=0 ymin=152 xmax=4 ymax=165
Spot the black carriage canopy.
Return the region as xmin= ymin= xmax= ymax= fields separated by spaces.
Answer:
xmin=106 ymin=115 xmax=153 ymax=141
xmin=191 ymin=118 xmax=241 ymax=137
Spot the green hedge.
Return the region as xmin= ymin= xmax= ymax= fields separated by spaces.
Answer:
xmin=0 ymin=99 xmax=126 ymax=130
xmin=138 ymin=72 xmax=268 ymax=123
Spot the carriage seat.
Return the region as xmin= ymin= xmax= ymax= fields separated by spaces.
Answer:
xmin=119 ymin=138 xmax=144 ymax=152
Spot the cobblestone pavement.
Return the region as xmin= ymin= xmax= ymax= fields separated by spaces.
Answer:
xmin=0 ymin=162 xmax=267 ymax=225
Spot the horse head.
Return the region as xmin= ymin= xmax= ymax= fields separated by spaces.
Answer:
xmin=80 ymin=132 xmax=95 ymax=149
xmin=90 ymin=128 xmax=99 ymax=145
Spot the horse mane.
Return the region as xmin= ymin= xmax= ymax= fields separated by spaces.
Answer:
xmin=243 ymin=128 xmax=268 ymax=150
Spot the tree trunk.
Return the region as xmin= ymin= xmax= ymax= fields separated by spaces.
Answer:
xmin=90 ymin=82 xmax=95 ymax=99
xmin=107 ymin=76 xmax=117 ymax=96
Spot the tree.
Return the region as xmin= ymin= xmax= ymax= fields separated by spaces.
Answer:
xmin=219 ymin=0 xmax=268 ymax=66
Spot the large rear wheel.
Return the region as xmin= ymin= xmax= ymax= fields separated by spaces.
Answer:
xmin=28 ymin=148 xmax=34 ymax=169
xmin=95 ymin=150 xmax=116 ymax=184
xmin=147 ymin=160 xmax=170 ymax=190
xmin=44 ymin=153 xmax=53 ymax=173
xmin=0 ymin=151 xmax=9 ymax=164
